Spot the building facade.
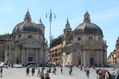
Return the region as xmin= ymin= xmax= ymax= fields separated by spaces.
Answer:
xmin=50 ymin=11 xmax=107 ymax=66
xmin=0 ymin=10 xmax=48 ymax=65
xmin=107 ymin=50 xmax=116 ymax=66
xmin=50 ymin=36 xmax=63 ymax=65
xmin=116 ymin=37 xmax=119 ymax=64
xmin=108 ymin=37 xmax=119 ymax=66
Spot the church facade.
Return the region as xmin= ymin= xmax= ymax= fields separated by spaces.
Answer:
xmin=0 ymin=10 xmax=48 ymax=65
xmin=50 ymin=11 xmax=107 ymax=66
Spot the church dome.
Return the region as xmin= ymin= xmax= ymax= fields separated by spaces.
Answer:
xmin=74 ymin=11 xmax=103 ymax=35
xmin=13 ymin=10 xmax=42 ymax=34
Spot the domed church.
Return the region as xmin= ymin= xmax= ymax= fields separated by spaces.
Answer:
xmin=3 ymin=10 xmax=48 ymax=65
xmin=50 ymin=11 xmax=107 ymax=66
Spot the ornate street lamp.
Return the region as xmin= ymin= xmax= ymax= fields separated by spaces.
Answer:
xmin=46 ymin=9 xmax=56 ymax=45
xmin=46 ymin=9 xmax=56 ymax=62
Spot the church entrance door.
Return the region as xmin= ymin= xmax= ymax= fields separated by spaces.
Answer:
xmin=79 ymin=60 xmax=81 ymax=65
xmin=28 ymin=57 xmax=33 ymax=62
xmin=90 ymin=58 xmax=94 ymax=66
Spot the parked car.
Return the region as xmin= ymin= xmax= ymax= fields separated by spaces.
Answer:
xmin=25 ymin=62 xmax=36 ymax=67
xmin=1 ymin=63 xmax=9 ymax=68
xmin=13 ymin=64 xmax=23 ymax=68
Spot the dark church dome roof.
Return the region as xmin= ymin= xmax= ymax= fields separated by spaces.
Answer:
xmin=13 ymin=10 xmax=42 ymax=34
xmin=74 ymin=11 xmax=103 ymax=35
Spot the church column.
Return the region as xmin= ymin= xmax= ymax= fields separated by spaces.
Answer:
xmin=83 ymin=50 xmax=86 ymax=66
xmin=35 ymin=49 xmax=38 ymax=64
xmin=88 ymin=50 xmax=90 ymax=65
xmin=21 ymin=48 xmax=25 ymax=65
xmin=101 ymin=50 xmax=103 ymax=65
xmin=81 ymin=51 xmax=83 ymax=65
xmin=26 ymin=48 xmax=29 ymax=64
xmin=97 ymin=50 xmax=100 ymax=66
xmin=38 ymin=48 xmax=41 ymax=64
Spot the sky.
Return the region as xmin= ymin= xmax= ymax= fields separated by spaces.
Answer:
xmin=0 ymin=0 xmax=119 ymax=57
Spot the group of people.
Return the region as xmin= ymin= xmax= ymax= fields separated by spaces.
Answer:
xmin=26 ymin=65 xmax=119 ymax=79
xmin=79 ymin=65 xmax=90 ymax=78
xmin=96 ymin=68 xmax=119 ymax=79
xmin=26 ymin=67 xmax=50 ymax=79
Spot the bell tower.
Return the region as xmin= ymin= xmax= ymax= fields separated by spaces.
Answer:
xmin=64 ymin=18 xmax=73 ymax=45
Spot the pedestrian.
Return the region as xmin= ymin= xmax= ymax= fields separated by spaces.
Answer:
xmin=69 ymin=66 xmax=72 ymax=75
xmin=45 ymin=70 xmax=50 ymax=79
xmin=80 ymin=66 xmax=83 ymax=71
xmin=86 ymin=68 xmax=90 ymax=78
xmin=53 ymin=67 xmax=56 ymax=74
xmin=40 ymin=68 xmax=44 ymax=79
xmin=98 ymin=70 xmax=104 ymax=79
xmin=31 ymin=67 xmax=35 ymax=76
xmin=26 ymin=67 xmax=30 ymax=76
xmin=105 ymin=71 xmax=112 ymax=79
xmin=37 ymin=68 xmax=40 ymax=77
xmin=115 ymin=69 xmax=119 ymax=79
xmin=0 ymin=67 xmax=3 ymax=78
xmin=61 ymin=67 xmax=63 ymax=74
xmin=49 ymin=67 xmax=51 ymax=73
xmin=54 ymin=67 xmax=56 ymax=74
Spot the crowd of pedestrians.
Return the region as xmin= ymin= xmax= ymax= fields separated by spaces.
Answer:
xmin=25 ymin=65 xmax=119 ymax=79
xmin=26 ymin=67 xmax=50 ymax=79
xmin=1 ymin=64 xmax=119 ymax=79
xmin=96 ymin=68 xmax=119 ymax=79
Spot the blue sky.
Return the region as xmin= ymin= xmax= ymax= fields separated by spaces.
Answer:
xmin=0 ymin=0 xmax=119 ymax=56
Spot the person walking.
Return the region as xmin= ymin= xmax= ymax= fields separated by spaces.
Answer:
xmin=37 ymin=68 xmax=40 ymax=77
xmin=86 ymin=68 xmax=90 ymax=78
xmin=61 ymin=67 xmax=63 ymax=74
xmin=49 ymin=67 xmax=51 ymax=73
xmin=31 ymin=67 xmax=35 ymax=76
xmin=40 ymin=68 xmax=44 ymax=79
xmin=26 ymin=67 xmax=30 ymax=76
xmin=45 ymin=70 xmax=50 ymax=79
xmin=115 ymin=69 xmax=119 ymax=79
xmin=105 ymin=71 xmax=112 ymax=79
xmin=0 ymin=67 xmax=3 ymax=78
xmin=69 ymin=66 xmax=72 ymax=75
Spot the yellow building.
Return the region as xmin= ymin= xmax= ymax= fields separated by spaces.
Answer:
xmin=50 ymin=36 xmax=63 ymax=65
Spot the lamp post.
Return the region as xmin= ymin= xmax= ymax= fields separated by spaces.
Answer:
xmin=46 ymin=9 xmax=56 ymax=61
xmin=46 ymin=9 xmax=56 ymax=45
